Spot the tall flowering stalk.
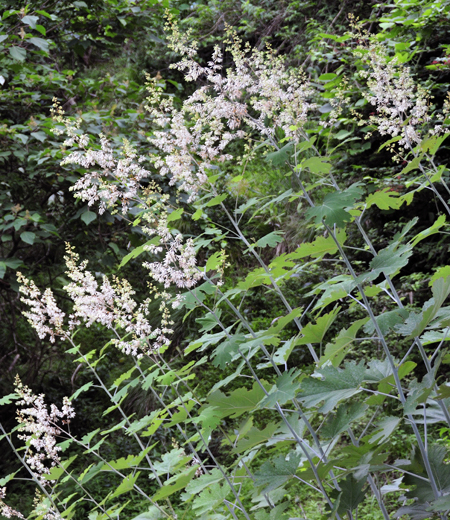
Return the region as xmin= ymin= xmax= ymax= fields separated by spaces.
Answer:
xmin=5 ymin=15 xmax=450 ymax=520
xmin=14 ymin=377 xmax=75 ymax=485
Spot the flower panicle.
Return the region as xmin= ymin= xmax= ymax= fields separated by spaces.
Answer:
xmin=14 ymin=376 xmax=75 ymax=485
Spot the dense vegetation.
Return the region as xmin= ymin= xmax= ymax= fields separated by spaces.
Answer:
xmin=2 ymin=1 xmax=450 ymax=519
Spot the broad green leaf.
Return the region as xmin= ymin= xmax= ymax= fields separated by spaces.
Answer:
xmin=207 ymin=381 xmax=270 ymax=418
xmin=259 ymin=369 xmax=302 ymax=408
xmin=20 ymin=231 xmax=35 ymax=245
xmin=363 ymin=308 xmax=409 ymax=335
xmin=299 ymin=361 xmax=366 ymax=413
xmin=319 ymin=73 xmax=338 ymax=81
xmin=302 ymin=157 xmax=332 ymax=174
xmin=152 ymin=467 xmax=197 ymax=501
xmin=0 ymin=393 xmax=19 ymax=405
xmin=206 ymin=194 xmax=227 ymax=207
xmin=254 ymin=502 xmax=290 ymax=520
xmin=190 ymin=406 xmax=222 ymax=438
xmin=368 ymin=416 xmax=401 ymax=445
xmin=80 ymin=210 xmax=96 ymax=225
xmin=287 ymin=229 xmax=347 ymax=260
xmin=427 ymin=494 xmax=450 ymax=513
xmin=166 ymin=207 xmax=183 ymax=223
xmin=197 ymin=310 xmax=221 ymax=333
xmin=265 ymin=143 xmax=294 ymax=166
xmin=111 ymin=472 xmax=140 ymax=498
xmin=205 ymin=251 xmax=223 ymax=271
xmin=185 ymin=329 xmax=228 ymax=355
xmin=35 ymin=25 xmax=46 ymax=36
xmin=322 ymin=402 xmax=367 ymax=439
xmin=42 ymin=455 xmax=77 ymax=481
xmin=0 ymin=472 xmax=18 ymax=486
xmin=430 ymin=266 xmax=450 ymax=286
xmin=320 ymin=318 xmax=369 ymax=367
xmin=255 ymin=231 xmax=284 ymax=248
xmin=70 ymin=381 xmax=93 ymax=401
xmin=81 ymin=429 xmax=100 ymax=445
xmin=331 ymin=475 xmax=366 ymax=515
xmin=364 ymin=188 xmax=406 ymax=210
xmin=306 ymin=184 xmax=363 ymax=227
xmin=297 ymin=307 xmax=340 ymax=345
xmin=111 ymin=366 xmax=137 ymax=388
xmin=419 ymin=133 xmax=449 ymax=155
xmin=211 ymin=333 xmax=246 ymax=369
xmin=126 ymin=412 xmax=161 ymax=436
xmin=9 ymin=46 xmax=26 ymax=61
xmin=28 ymin=37 xmax=49 ymax=52
xmin=267 ymin=307 xmax=303 ymax=335
xmin=255 ymin=453 xmax=301 ymax=493
xmin=422 ymin=329 xmax=450 ymax=346
xmin=151 ymin=449 xmax=192 ymax=477
xmin=334 ymin=129 xmax=352 ymax=140
xmin=310 ymin=275 xmax=356 ymax=310
xmin=130 ymin=507 xmax=165 ymax=520
xmin=183 ymin=468 xmax=224 ymax=497
xmin=270 ymin=335 xmax=299 ymax=366
xmin=410 ymin=215 xmax=446 ymax=247
xmin=377 ymin=135 xmax=402 ymax=152
xmin=400 ymin=445 xmax=450 ymax=507
xmin=401 ymin=155 xmax=423 ymax=175
xmin=22 ymin=15 xmax=39 ymax=28
xmin=395 ymin=276 xmax=450 ymax=339
xmin=364 ymin=242 xmax=413 ymax=282
xmin=403 ymin=373 xmax=434 ymax=415
xmin=191 ymin=482 xmax=230 ymax=515
xmin=234 ymin=422 xmax=279 ymax=453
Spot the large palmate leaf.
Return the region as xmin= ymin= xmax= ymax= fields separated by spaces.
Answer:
xmin=306 ymin=184 xmax=363 ymax=227
xmin=365 ymin=242 xmax=413 ymax=281
xmin=211 ymin=333 xmax=246 ymax=368
xmin=322 ymin=402 xmax=368 ymax=439
xmin=297 ymin=307 xmax=340 ymax=345
xmin=330 ymin=475 xmax=366 ymax=516
xmin=403 ymin=373 xmax=435 ymax=414
xmin=367 ymin=416 xmax=401 ymax=445
xmin=298 ymin=361 xmax=366 ymax=413
xmin=152 ymin=467 xmax=198 ymax=501
xmin=393 ymin=445 xmax=450 ymax=518
xmin=234 ymin=422 xmax=279 ymax=453
xmin=396 ymin=276 xmax=450 ymax=339
xmin=151 ymin=449 xmax=192 ymax=477
xmin=364 ymin=188 xmax=406 ymax=210
xmin=363 ymin=308 xmax=409 ymax=335
xmin=254 ymin=453 xmax=301 ymax=493
xmin=207 ymin=381 xmax=271 ymax=419
xmin=320 ymin=317 xmax=368 ymax=367
xmin=191 ymin=483 xmax=231 ymax=515
xmin=258 ymin=369 xmax=302 ymax=408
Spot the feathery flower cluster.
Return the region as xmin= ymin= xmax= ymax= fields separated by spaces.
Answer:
xmin=14 ymin=376 xmax=75 ymax=485
xmin=17 ymin=273 xmax=65 ymax=343
xmin=53 ymin=101 xmax=150 ymax=215
xmin=144 ymin=234 xmax=202 ymax=289
xmin=64 ymin=245 xmax=169 ymax=356
xmin=51 ymin=19 xmax=316 ymax=311
xmin=353 ymin=28 xmax=433 ymax=147
xmin=63 ymin=136 xmax=150 ymax=215
xmin=145 ymin=18 xmax=315 ymax=202
xmin=0 ymin=489 xmax=25 ymax=519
